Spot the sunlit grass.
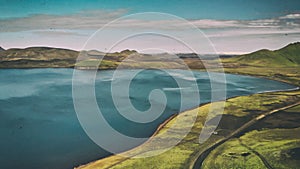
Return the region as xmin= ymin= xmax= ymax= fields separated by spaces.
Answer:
xmin=203 ymin=127 xmax=300 ymax=169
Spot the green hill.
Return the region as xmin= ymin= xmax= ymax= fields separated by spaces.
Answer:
xmin=0 ymin=47 xmax=78 ymax=68
xmin=0 ymin=47 xmax=138 ymax=68
xmin=233 ymin=42 xmax=300 ymax=67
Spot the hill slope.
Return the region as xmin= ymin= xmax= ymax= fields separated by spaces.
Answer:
xmin=0 ymin=47 xmax=139 ymax=68
xmin=232 ymin=42 xmax=300 ymax=67
xmin=0 ymin=47 xmax=78 ymax=68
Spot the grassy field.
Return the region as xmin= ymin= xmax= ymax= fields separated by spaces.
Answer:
xmin=202 ymin=104 xmax=300 ymax=169
xmin=202 ymin=128 xmax=300 ymax=169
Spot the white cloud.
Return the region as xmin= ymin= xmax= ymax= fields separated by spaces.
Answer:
xmin=0 ymin=9 xmax=128 ymax=32
xmin=0 ymin=10 xmax=299 ymax=53
xmin=33 ymin=29 xmax=87 ymax=36
xmin=1 ymin=10 xmax=300 ymax=32
xmin=279 ymin=13 xmax=300 ymax=19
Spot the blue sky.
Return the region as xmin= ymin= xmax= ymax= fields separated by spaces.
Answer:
xmin=1 ymin=0 xmax=300 ymax=20
xmin=0 ymin=0 xmax=300 ymax=53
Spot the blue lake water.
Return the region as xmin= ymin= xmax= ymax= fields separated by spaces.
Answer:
xmin=0 ymin=68 xmax=296 ymax=169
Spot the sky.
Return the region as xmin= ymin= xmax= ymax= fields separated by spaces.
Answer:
xmin=0 ymin=0 xmax=300 ymax=54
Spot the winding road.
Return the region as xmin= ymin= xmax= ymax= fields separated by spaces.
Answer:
xmin=238 ymin=139 xmax=274 ymax=169
xmin=191 ymin=101 xmax=300 ymax=169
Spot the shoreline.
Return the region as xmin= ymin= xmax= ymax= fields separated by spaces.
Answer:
xmin=222 ymin=70 xmax=299 ymax=87
xmin=75 ymin=113 xmax=179 ymax=169
xmin=74 ymin=68 xmax=299 ymax=169
xmin=76 ymin=86 xmax=300 ymax=169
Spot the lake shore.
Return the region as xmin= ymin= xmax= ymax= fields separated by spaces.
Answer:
xmin=75 ymin=65 xmax=300 ymax=169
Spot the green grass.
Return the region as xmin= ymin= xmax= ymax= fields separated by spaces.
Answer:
xmin=226 ymin=42 xmax=300 ymax=67
xmin=202 ymin=138 xmax=266 ymax=169
xmin=203 ymin=128 xmax=300 ymax=169
xmin=203 ymin=104 xmax=300 ymax=169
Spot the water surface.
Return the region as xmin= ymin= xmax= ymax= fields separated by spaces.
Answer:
xmin=0 ymin=69 xmax=296 ymax=169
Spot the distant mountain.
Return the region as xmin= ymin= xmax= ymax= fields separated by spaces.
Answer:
xmin=233 ymin=42 xmax=300 ymax=67
xmin=0 ymin=47 xmax=151 ymax=69
xmin=0 ymin=46 xmax=4 ymax=51
xmin=0 ymin=47 xmax=78 ymax=60
xmin=0 ymin=47 xmax=79 ymax=68
xmin=1 ymin=43 xmax=299 ymax=68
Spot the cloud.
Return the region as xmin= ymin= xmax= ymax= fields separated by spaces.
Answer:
xmin=279 ymin=13 xmax=300 ymax=19
xmin=33 ymin=29 xmax=88 ymax=37
xmin=0 ymin=10 xmax=299 ymax=54
xmin=1 ymin=10 xmax=300 ymax=32
xmin=0 ymin=9 xmax=128 ymax=32
xmin=191 ymin=14 xmax=300 ymax=29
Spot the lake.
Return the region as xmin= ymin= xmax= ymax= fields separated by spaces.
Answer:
xmin=0 ymin=68 xmax=296 ymax=169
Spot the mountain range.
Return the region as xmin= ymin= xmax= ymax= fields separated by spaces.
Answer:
xmin=0 ymin=42 xmax=299 ymax=69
